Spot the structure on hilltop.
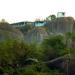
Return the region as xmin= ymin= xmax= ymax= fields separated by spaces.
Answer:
xmin=10 ymin=21 xmax=46 ymax=28
xmin=57 ymin=12 xmax=65 ymax=18
xmin=10 ymin=21 xmax=34 ymax=28
xmin=10 ymin=13 xmax=75 ymax=43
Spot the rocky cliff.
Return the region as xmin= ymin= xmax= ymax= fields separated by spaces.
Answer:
xmin=0 ymin=21 xmax=24 ymax=41
xmin=24 ymin=27 xmax=48 ymax=43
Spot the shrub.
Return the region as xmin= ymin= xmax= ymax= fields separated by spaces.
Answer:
xmin=41 ymin=35 xmax=67 ymax=61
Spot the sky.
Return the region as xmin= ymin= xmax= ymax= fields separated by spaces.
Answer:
xmin=0 ymin=0 xmax=75 ymax=23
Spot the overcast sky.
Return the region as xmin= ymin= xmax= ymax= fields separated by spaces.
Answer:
xmin=0 ymin=0 xmax=75 ymax=23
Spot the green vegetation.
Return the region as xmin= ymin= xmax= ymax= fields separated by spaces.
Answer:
xmin=1 ymin=32 xmax=75 ymax=75
xmin=41 ymin=35 xmax=67 ymax=61
xmin=0 ymin=34 xmax=68 ymax=75
xmin=0 ymin=18 xmax=75 ymax=75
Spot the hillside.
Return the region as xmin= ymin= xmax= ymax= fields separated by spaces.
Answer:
xmin=0 ymin=21 xmax=24 ymax=41
xmin=20 ymin=17 xmax=75 ymax=43
xmin=24 ymin=27 xmax=48 ymax=43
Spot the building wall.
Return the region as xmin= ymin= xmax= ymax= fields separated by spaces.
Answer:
xmin=57 ymin=12 xmax=65 ymax=18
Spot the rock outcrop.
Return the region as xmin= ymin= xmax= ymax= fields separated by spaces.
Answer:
xmin=24 ymin=27 xmax=48 ymax=43
xmin=0 ymin=21 xmax=24 ymax=41
xmin=46 ymin=17 xmax=74 ymax=34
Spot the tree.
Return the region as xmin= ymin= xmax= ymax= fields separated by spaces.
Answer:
xmin=50 ymin=15 xmax=56 ymax=20
xmin=46 ymin=15 xmax=56 ymax=21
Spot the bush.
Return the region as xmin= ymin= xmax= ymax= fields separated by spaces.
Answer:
xmin=13 ymin=64 xmax=65 ymax=75
xmin=0 ymin=39 xmax=39 ymax=74
xmin=0 ymin=38 xmax=66 ymax=75
xmin=41 ymin=35 xmax=67 ymax=61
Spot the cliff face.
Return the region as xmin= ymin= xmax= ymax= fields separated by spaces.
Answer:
xmin=45 ymin=17 xmax=74 ymax=34
xmin=23 ymin=17 xmax=75 ymax=43
xmin=18 ymin=17 xmax=74 ymax=43
xmin=8 ymin=17 xmax=75 ymax=43
xmin=24 ymin=27 xmax=48 ymax=43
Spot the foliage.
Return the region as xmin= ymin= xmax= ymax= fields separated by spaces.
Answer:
xmin=0 ymin=39 xmax=39 ymax=74
xmin=65 ymin=32 xmax=75 ymax=56
xmin=42 ymin=35 xmax=67 ymax=61
xmin=46 ymin=15 xmax=56 ymax=21
xmin=0 ymin=34 xmax=71 ymax=75
xmin=13 ymin=64 xmax=65 ymax=75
